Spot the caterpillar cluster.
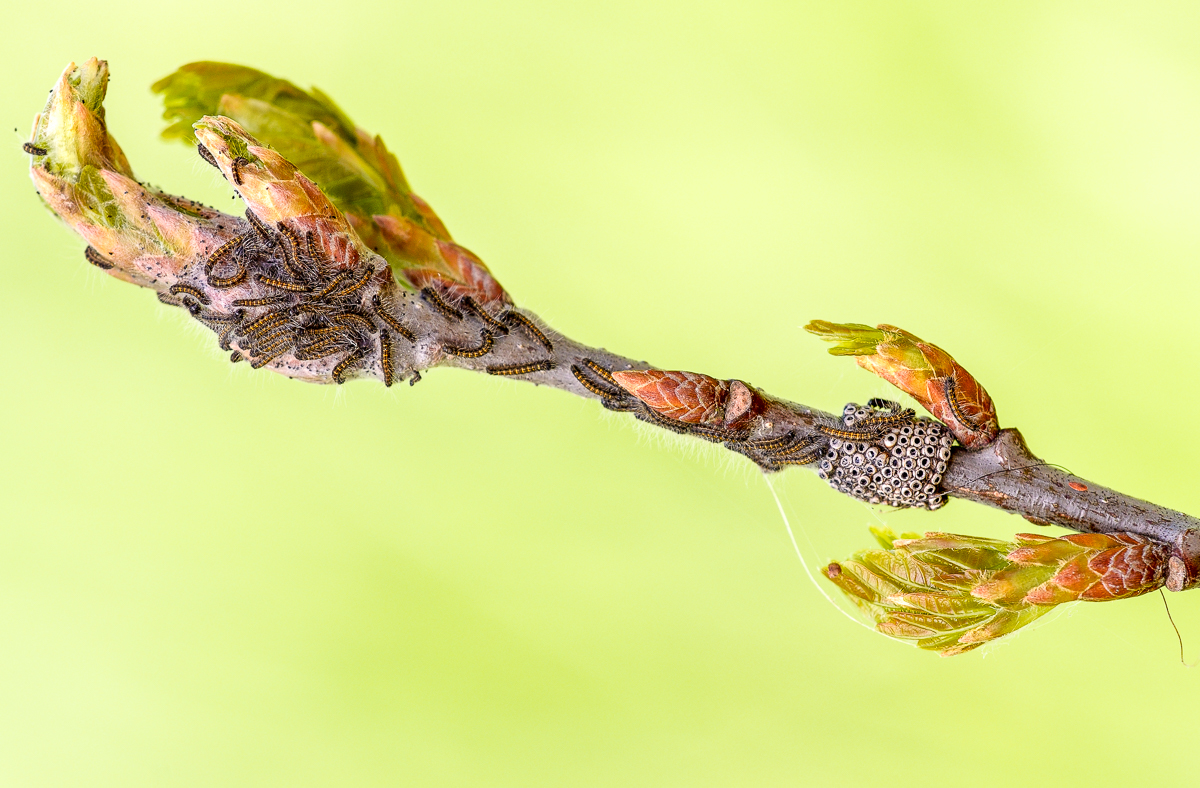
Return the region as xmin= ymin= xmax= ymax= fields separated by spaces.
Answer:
xmin=814 ymin=401 xmax=953 ymax=509
xmin=418 ymin=294 xmax=558 ymax=376
xmin=170 ymin=216 xmax=562 ymax=385
xmin=736 ymin=431 xmax=830 ymax=470
xmin=414 ymin=284 xmax=557 ymax=376
xmin=168 ymin=210 xmax=417 ymax=384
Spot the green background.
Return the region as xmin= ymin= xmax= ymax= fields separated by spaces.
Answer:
xmin=3 ymin=2 xmax=1199 ymax=785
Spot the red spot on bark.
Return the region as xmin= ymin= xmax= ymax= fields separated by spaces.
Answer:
xmin=1068 ymin=481 xmax=1087 ymax=491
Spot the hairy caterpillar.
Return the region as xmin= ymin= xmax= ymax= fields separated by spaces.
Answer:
xmin=379 ymin=329 xmax=394 ymax=387
xmin=461 ymin=296 xmax=508 ymax=334
xmin=84 ymin=246 xmax=114 ymax=270
xmin=421 ymin=287 xmax=463 ymax=320
xmin=443 ymin=331 xmax=494 ymax=359
xmin=371 ymin=295 xmax=416 ymax=342
xmin=168 ymin=283 xmax=211 ymax=305
xmin=501 ymin=310 xmax=552 ymax=352
xmin=486 ymin=359 xmax=554 ymax=376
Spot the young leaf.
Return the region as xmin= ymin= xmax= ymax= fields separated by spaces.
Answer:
xmin=805 ymin=321 xmax=999 ymax=448
xmin=825 ymin=529 xmax=1169 ymax=655
xmin=154 ymin=61 xmax=508 ymax=306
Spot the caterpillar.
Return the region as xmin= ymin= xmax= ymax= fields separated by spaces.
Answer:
xmin=168 ymin=283 xmax=211 ymax=305
xmin=232 ymin=294 xmax=290 ymax=308
xmin=294 ymin=339 xmax=350 ymax=361
xmin=197 ymin=310 xmax=240 ymax=329
xmin=331 ymin=312 xmax=377 ymax=335
xmin=570 ymin=364 xmax=620 ymax=398
xmin=230 ymin=156 xmax=249 ymax=186
xmin=278 ymin=242 xmax=305 ymax=284
xmin=443 ymin=331 xmax=494 ymax=359
xmin=742 ymin=432 xmax=799 ymax=454
xmin=421 ymin=287 xmax=463 ymax=320
xmin=249 ymin=338 xmax=293 ymax=368
xmin=815 ymin=423 xmax=881 ymax=441
xmin=248 ymin=323 xmax=295 ymax=350
xmin=276 ymin=222 xmax=301 ymax=250
xmin=305 ymin=231 xmax=331 ymax=267
xmin=772 ymin=447 xmax=828 ymax=466
xmin=205 ymin=235 xmax=241 ymax=270
xmin=23 ymin=141 xmax=47 ymax=156
xmin=196 ymin=143 xmax=218 ymax=168
xmin=943 ymin=374 xmax=986 ymax=433
xmin=380 ymin=329 xmax=394 ymax=387
xmin=634 ymin=408 xmax=691 ymax=435
xmin=601 ymin=397 xmax=639 ymax=412
xmin=333 ymin=347 xmax=366 ymax=384
xmin=570 ymin=364 xmax=625 ymax=399
xmin=205 ymin=235 xmax=247 ymax=288
xmin=627 ymin=404 xmax=746 ymax=442
xmin=252 ymin=330 xmax=293 ymax=351
xmin=299 ymin=326 xmax=354 ymax=343
xmin=310 ymin=269 xmax=353 ymax=301
xmin=255 ymin=274 xmax=309 ymax=293
xmin=853 ymin=410 xmax=914 ymax=432
xmin=83 ymin=246 xmax=114 ymax=270
xmin=217 ymin=314 xmax=243 ymax=351
xmin=371 ymin=295 xmax=416 ymax=342
xmin=333 ymin=266 xmax=375 ymax=299
xmin=501 ymin=310 xmax=553 ymax=352
xmin=196 ymin=312 xmax=242 ymax=350
xmin=207 ymin=264 xmax=247 ymax=289
xmin=245 ymin=209 xmax=274 ymax=245
xmin=580 ymin=358 xmax=618 ymax=387
xmin=486 ymin=359 xmax=554 ymax=376
xmin=775 ymin=435 xmax=828 ymax=458
xmin=687 ymin=421 xmax=745 ymax=443
xmin=274 ymin=224 xmax=308 ymax=282
xmin=460 ymin=296 xmax=508 ymax=334
xmin=240 ymin=309 xmax=290 ymax=338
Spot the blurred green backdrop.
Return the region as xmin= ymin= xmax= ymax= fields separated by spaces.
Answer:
xmin=4 ymin=2 xmax=1200 ymax=786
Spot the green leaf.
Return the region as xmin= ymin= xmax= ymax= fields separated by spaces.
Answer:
xmin=152 ymin=62 xmax=448 ymax=264
xmin=153 ymin=62 xmax=353 ymax=144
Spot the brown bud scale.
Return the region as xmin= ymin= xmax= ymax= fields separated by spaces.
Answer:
xmin=610 ymin=369 xmax=730 ymax=425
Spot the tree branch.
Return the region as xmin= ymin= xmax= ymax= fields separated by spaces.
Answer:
xmin=25 ymin=58 xmax=1200 ymax=614
xmin=940 ymin=429 xmax=1200 ymax=591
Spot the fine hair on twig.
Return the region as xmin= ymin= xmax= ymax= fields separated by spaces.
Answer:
xmin=966 ymin=462 xmax=1073 ymax=486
